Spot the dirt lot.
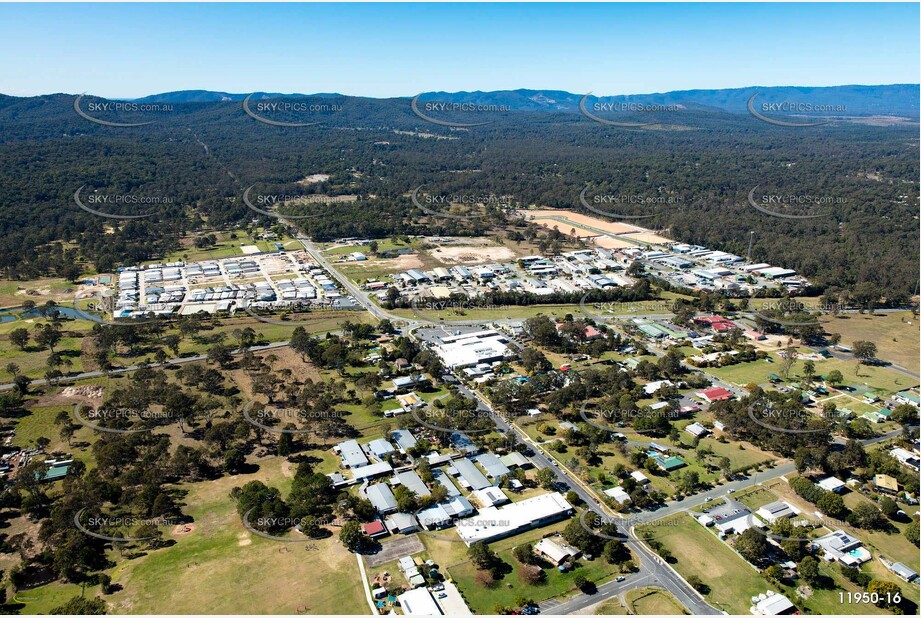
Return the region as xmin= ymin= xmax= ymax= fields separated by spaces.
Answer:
xmin=592 ymin=236 xmax=639 ymax=249
xmin=427 ymin=242 xmax=517 ymax=264
xmin=621 ymin=231 xmax=671 ymax=245
xmin=525 ymin=209 xmax=648 ymax=235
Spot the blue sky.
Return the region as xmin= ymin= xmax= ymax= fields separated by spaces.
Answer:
xmin=0 ymin=3 xmax=917 ymax=98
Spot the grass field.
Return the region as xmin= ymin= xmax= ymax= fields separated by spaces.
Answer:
xmin=0 ymin=278 xmax=78 ymax=308
xmin=15 ymin=458 xmax=368 ymax=615
xmin=625 ymin=587 xmax=687 ymax=615
xmin=153 ymin=230 xmax=297 ymax=265
xmin=0 ymin=310 xmax=369 ymax=382
xmin=637 ymin=514 xmax=767 ymax=615
xmin=449 ymin=547 xmax=622 ymax=614
xmin=706 ymin=350 xmax=917 ymax=395
xmin=820 ymin=311 xmax=920 ymax=369
xmin=593 ymin=598 xmax=630 ymax=614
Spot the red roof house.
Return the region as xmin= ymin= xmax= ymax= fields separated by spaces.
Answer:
xmin=697 ymin=387 xmax=734 ymax=402
xmin=362 ymin=520 xmax=388 ymax=539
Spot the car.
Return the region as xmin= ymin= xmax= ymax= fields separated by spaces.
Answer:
xmin=615 ymin=576 xmax=626 ymax=582
xmin=704 ymin=497 xmax=713 ymax=502
xmin=437 ymin=592 xmax=448 ymax=599
xmin=431 ymin=584 xmax=444 ymax=592
xmin=726 ymin=488 xmax=735 ymax=494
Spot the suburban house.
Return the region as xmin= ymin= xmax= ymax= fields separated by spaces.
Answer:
xmin=534 ymin=537 xmax=580 ymax=566
xmin=362 ymin=520 xmax=389 ymax=539
xmin=816 ymin=476 xmax=847 ymax=494
xmin=813 ymin=530 xmax=871 ymax=566
xmin=873 ymin=474 xmax=900 ymax=494
xmin=604 ymin=486 xmax=632 ymax=505
xmin=685 ymin=422 xmax=710 ymax=438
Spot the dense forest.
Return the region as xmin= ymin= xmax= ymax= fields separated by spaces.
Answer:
xmin=0 ymin=92 xmax=917 ymax=300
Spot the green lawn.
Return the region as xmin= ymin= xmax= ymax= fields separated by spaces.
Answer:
xmin=707 ymin=351 xmax=916 ymax=396
xmin=450 ymin=546 xmax=623 ymax=614
xmin=15 ymin=458 xmax=367 ymax=615
xmin=626 ymin=587 xmax=688 ymax=615
xmin=637 ymin=514 xmax=768 ymax=615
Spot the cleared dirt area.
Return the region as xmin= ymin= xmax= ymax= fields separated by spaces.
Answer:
xmin=531 ymin=217 xmax=600 ymax=238
xmin=621 ymin=231 xmax=672 ymax=245
xmin=525 ymin=209 xmax=648 ymax=234
xmin=427 ymin=242 xmax=517 ymax=264
xmin=593 ymin=236 xmax=640 ymax=249
xmin=297 ymin=173 xmax=330 ymax=185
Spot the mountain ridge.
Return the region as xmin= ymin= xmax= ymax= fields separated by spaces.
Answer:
xmin=2 ymin=84 xmax=915 ymax=117
xmin=129 ymin=84 xmax=921 ymax=117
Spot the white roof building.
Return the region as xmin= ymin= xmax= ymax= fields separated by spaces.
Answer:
xmin=750 ymin=591 xmax=795 ymax=615
xmin=813 ymin=530 xmax=871 ymax=566
xmin=471 ymin=487 xmax=509 ymax=508
xmin=432 ymin=330 xmax=514 ymax=369
xmin=397 ymin=588 xmax=443 ymax=616
xmin=534 ymin=537 xmax=579 ymax=565
xmin=756 ymin=501 xmax=796 ymax=523
xmin=643 ymin=379 xmax=673 ymax=395
xmin=684 ymin=422 xmax=710 ymax=438
xmin=631 ymin=470 xmax=650 ymax=484
xmin=336 ymin=439 xmax=369 ymax=468
xmin=816 ymin=476 xmax=846 ymax=493
xmin=604 ymin=486 xmax=631 ymax=504
xmin=456 ymin=492 xmax=573 ymax=545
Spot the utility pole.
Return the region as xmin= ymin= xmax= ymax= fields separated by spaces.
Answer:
xmin=746 ymin=231 xmax=755 ymax=263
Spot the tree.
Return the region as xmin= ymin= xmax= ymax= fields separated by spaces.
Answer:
xmin=13 ymin=374 xmax=30 ymax=395
xmin=816 ymin=492 xmax=847 ymax=519
xmin=802 ymin=360 xmax=816 ymax=384
xmin=512 ymin=543 xmax=535 ymax=565
xmin=906 ymin=520 xmax=920 ymax=546
xmin=535 ymin=467 xmax=556 ymax=490
xmin=764 ymin=564 xmax=784 ymax=582
xmin=603 ymin=539 xmax=628 ymax=564
xmin=825 ymin=370 xmax=844 ymax=387
xmin=847 ymin=502 xmax=885 ymax=530
xmin=734 ymin=528 xmax=769 ymax=565
xmin=867 ymin=580 xmax=902 ymax=610
xmin=852 ymin=340 xmax=877 ymax=365
xmin=520 ymin=347 xmax=551 ymax=374
xmin=207 ymin=343 xmax=233 ymax=367
xmin=50 ymin=596 xmax=107 ymax=614
xmin=467 ymin=542 xmax=498 ymax=570
xmin=573 ymin=573 xmax=592 ymax=592
xmin=879 ymin=497 xmax=899 ymax=518
xmin=686 ymin=574 xmax=708 ymax=593
xmin=34 ymin=323 xmax=62 ymax=353
xmin=223 ymin=449 xmax=245 ymax=473
xmin=677 ymin=470 xmax=700 ymax=494
xmin=339 ymin=520 xmax=364 ymax=552
xmin=9 ymin=328 xmax=29 ymax=351
xmin=797 ymin=556 xmax=821 ymax=586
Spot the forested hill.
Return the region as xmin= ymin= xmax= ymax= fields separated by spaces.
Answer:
xmin=0 ymin=90 xmax=917 ymax=303
xmin=126 ymin=84 xmax=921 ymax=118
